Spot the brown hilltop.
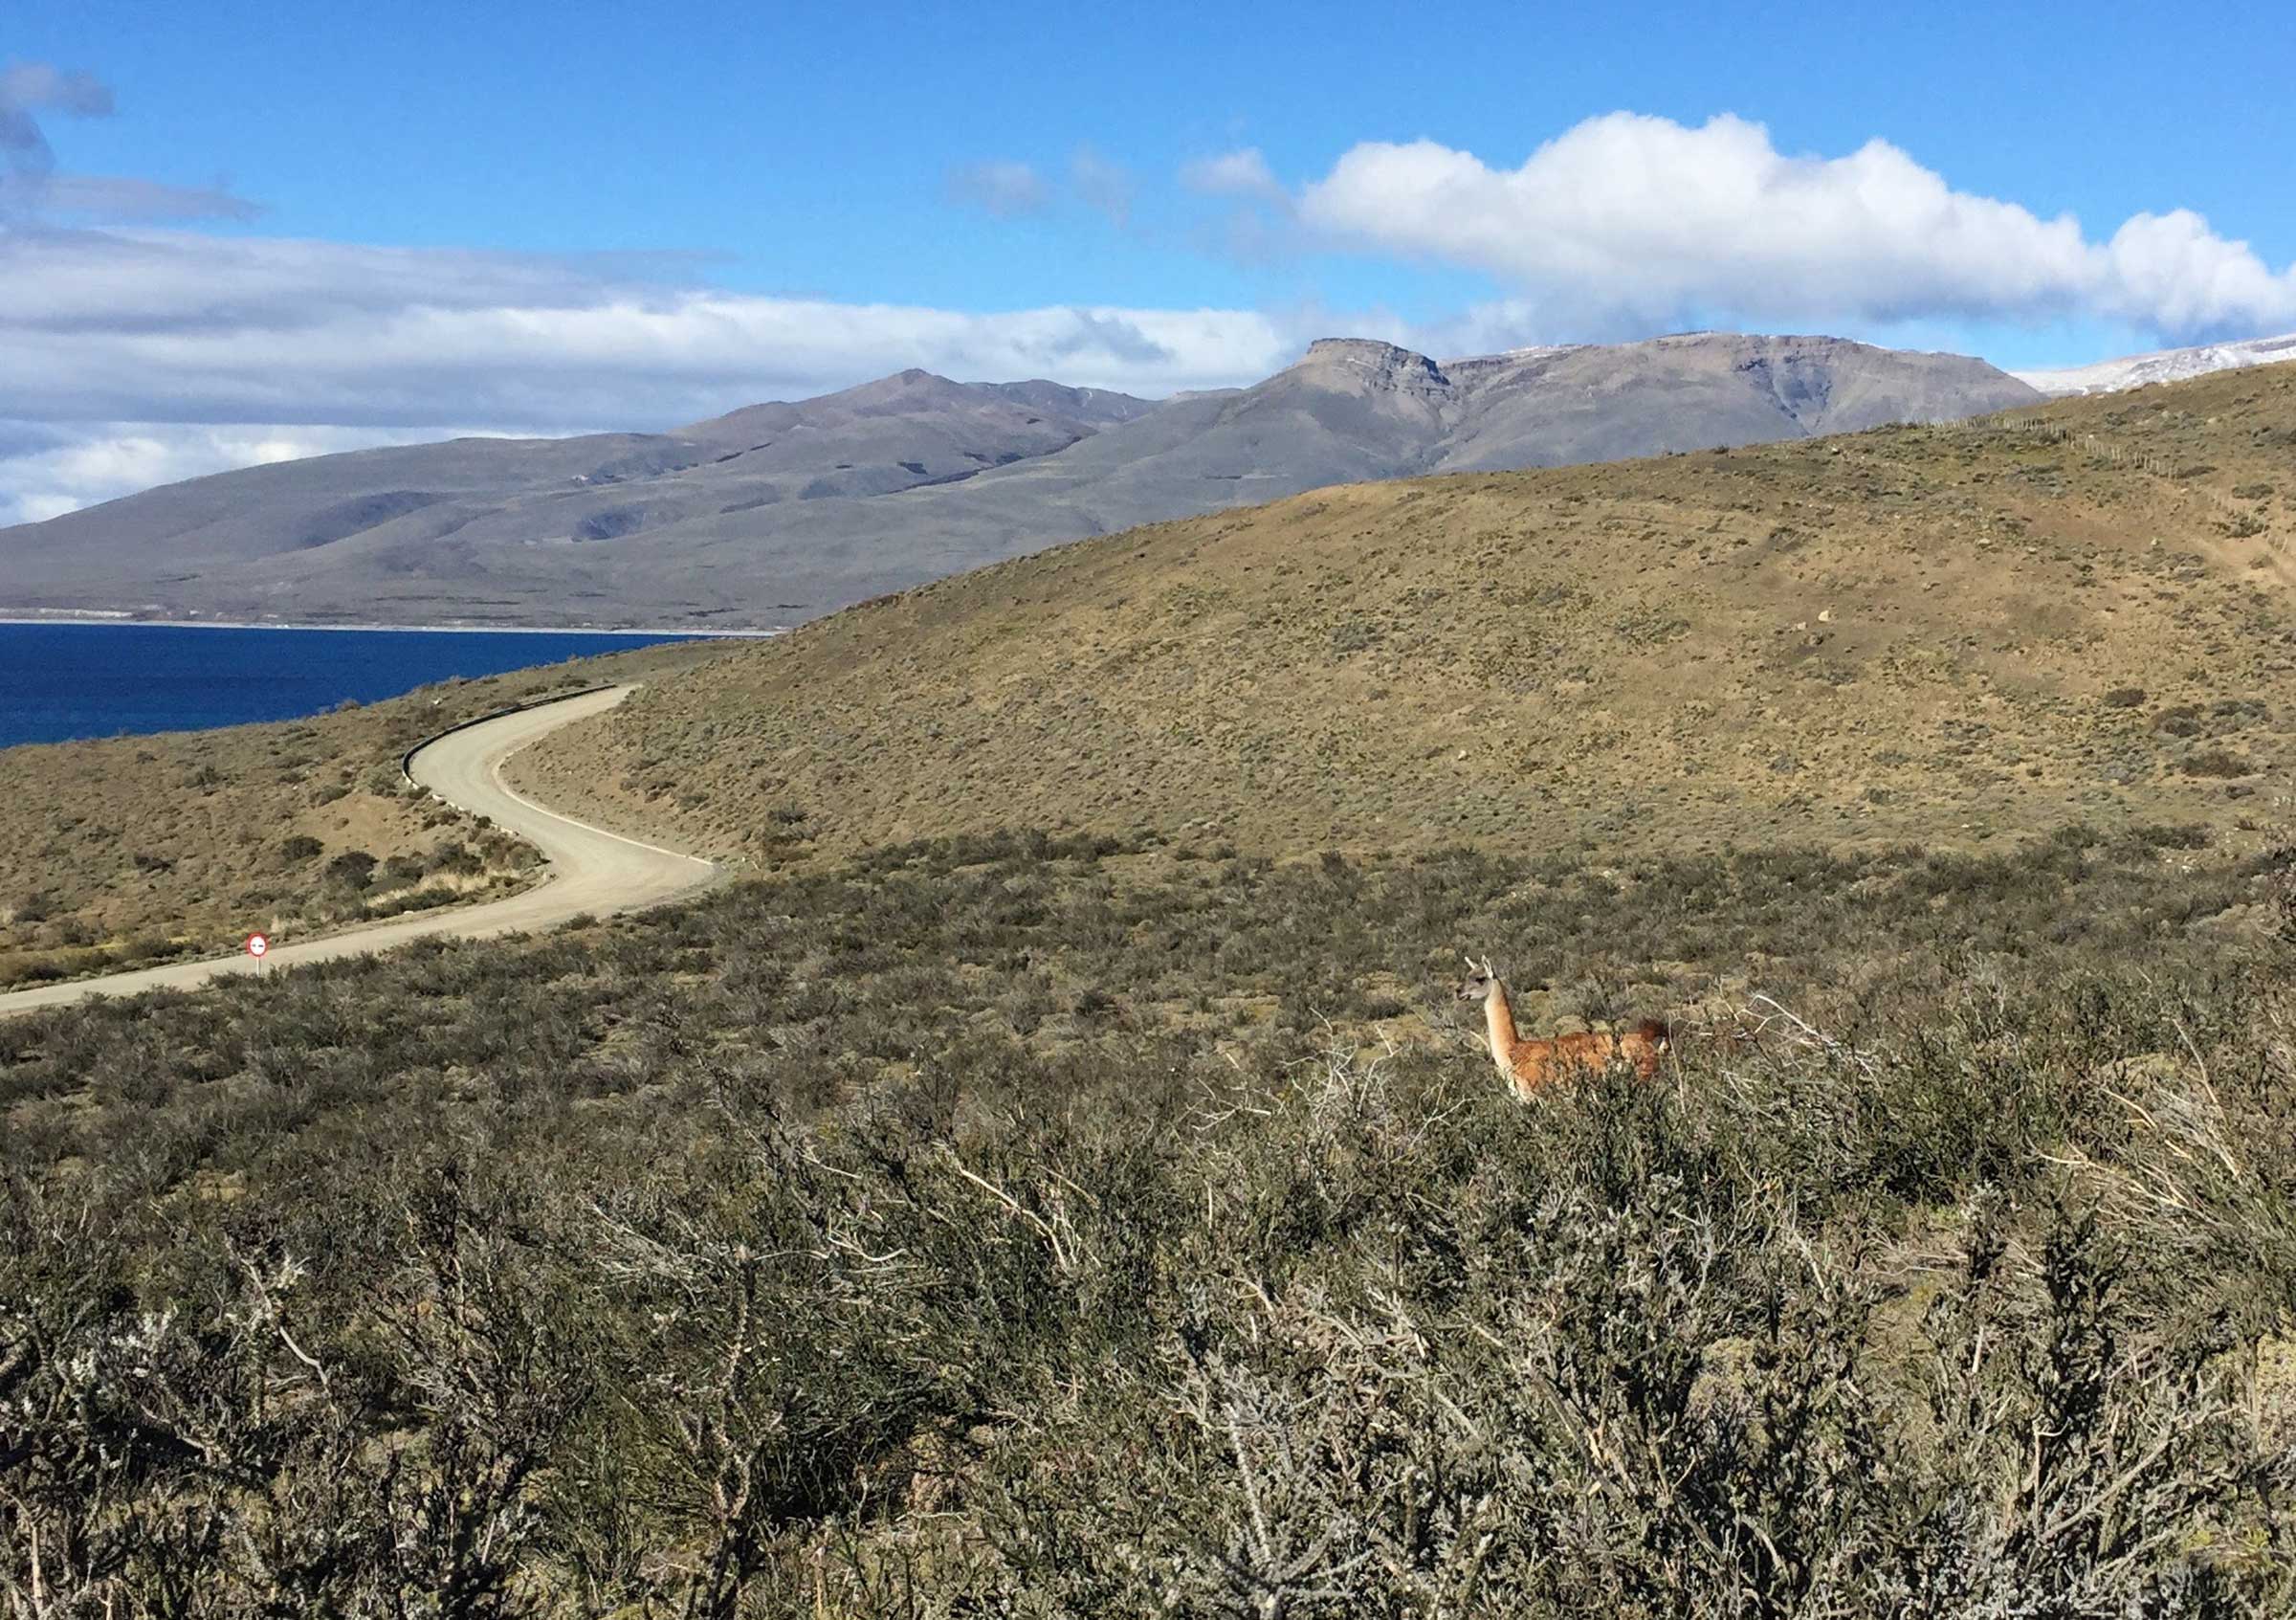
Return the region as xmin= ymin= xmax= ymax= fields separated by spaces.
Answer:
xmin=510 ymin=366 xmax=2296 ymax=863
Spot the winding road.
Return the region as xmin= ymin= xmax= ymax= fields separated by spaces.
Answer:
xmin=0 ymin=686 xmax=717 ymax=1016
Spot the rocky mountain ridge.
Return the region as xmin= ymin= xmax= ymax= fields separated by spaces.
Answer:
xmin=0 ymin=332 xmax=2038 ymax=629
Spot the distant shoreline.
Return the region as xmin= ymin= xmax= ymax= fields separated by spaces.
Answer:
xmin=0 ymin=613 xmax=783 ymax=638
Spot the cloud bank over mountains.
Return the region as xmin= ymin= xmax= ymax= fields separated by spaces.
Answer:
xmin=0 ymin=243 xmax=1309 ymax=521
xmin=5 ymin=67 xmax=2292 ymax=525
xmin=2 ymin=226 xmax=1296 ymax=426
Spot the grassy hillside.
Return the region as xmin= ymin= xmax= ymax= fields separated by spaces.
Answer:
xmin=6 ymin=825 xmax=2293 ymax=1611
xmin=0 ymin=640 xmax=726 ymax=988
xmin=512 ymin=366 xmax=2296 ymax=865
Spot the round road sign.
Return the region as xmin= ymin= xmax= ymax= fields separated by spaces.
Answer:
xmin=246 ymin=932 xmax=270 ymax=959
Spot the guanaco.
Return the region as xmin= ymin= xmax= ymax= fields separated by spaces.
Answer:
xmin=1457 ymin=955 xmax=1669 ymax=1100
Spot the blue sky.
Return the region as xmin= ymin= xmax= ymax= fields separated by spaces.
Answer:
xmin=3 ymin=0 xmax=2293 ymax=520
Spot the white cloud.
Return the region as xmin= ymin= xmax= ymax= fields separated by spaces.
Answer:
xmin=30 ymin=172 xmax=261 ymax=222
xmin=946 ymin=159 xmax=1051 ymax=219
xmin=1181 ymin=146 xmax=1287 ymax=205
xmin=0 ymin=420 xmax=510 ymax=526
xmin=1069 ymin=146 xmax=1133 ymax=225
xmin=1180 ymin=148 xmax=1309 ymax=265
xmin=1287 ymin=113 xmax=2296 ymax=339
xmin=0 ymin=61 xmax=113 ymax=115
xmin=0 ymin=226 xmax=1301 ymax=434
xmin=954 ymin=149 xmax=1136 ymax=227
xmin=1 ymin=59 xmax=258 ymax=222
xmin=1 ymin=60 xmax=113 ymax=177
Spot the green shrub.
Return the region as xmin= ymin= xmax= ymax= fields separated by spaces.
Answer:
xmin=0 ymin=954 xmax=65 ymax=986
xmin=322 ymin=849 xmax=377 ymax=891
xmin=427 ymin=840 xmax=482 ymax=877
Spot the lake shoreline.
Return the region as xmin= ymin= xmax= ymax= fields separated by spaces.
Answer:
xmin=0 ymin=622 xmax=733 ymax=749
xmin=0 ymin=613 xmax=781 ymax=638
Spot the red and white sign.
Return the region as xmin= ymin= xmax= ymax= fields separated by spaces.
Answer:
xmin=245 ymin=932 xmax=270 ymax=959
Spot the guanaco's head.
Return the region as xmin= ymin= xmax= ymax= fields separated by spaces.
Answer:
xmin=1457 ymin=954 xmax=1500 ymax=1003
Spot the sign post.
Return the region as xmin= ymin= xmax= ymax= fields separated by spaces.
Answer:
xmin=245 ymin=932 xmax=270 ymax=974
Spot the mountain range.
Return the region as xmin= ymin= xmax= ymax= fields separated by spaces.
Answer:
xmin=0 ymin=332 xmax=2039 ymax=629
xmin=2012 ymin=331 xmax=2296 ymax=397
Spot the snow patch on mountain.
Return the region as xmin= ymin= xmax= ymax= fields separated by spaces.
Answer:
xmin=2013 ymin=333 xmax=2296 ymax=397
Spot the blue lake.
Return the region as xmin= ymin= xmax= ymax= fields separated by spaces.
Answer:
xmin=0 ymin=622 xmax=711 ymax=748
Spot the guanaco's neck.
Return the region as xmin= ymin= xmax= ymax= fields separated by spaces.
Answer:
xmin=1483 ymin=981 xmax=1520 ymax=1075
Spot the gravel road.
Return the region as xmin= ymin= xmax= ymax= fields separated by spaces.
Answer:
xmin=0 ymin=685 xmax=715 ymax=1015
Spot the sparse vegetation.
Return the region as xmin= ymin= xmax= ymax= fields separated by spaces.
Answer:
xmin=5 ymin=827 xmax=2295 ymax=1613
xmin=2183 ymin=748 xmax=2256 ymax=779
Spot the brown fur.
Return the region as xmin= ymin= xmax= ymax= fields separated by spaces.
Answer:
xmin=1458 ymin=957 xmax=1670 ymax=1100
